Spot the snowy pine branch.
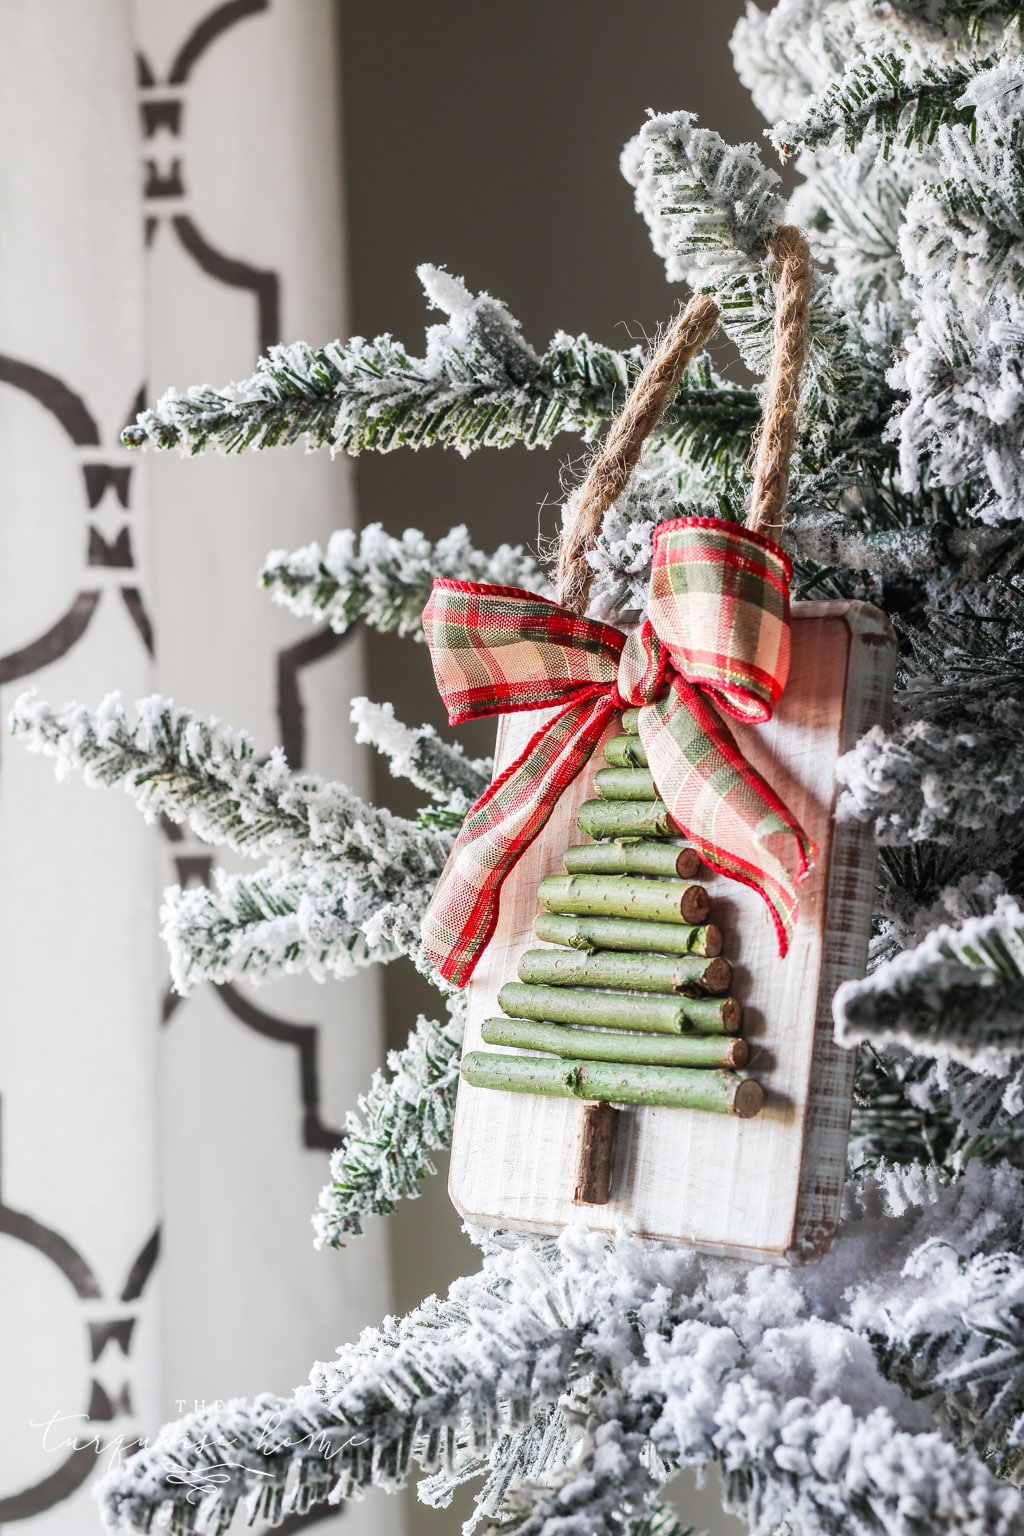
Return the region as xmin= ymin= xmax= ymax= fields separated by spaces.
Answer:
xmin=841 ymin=1161 xmax=1024 ymax=1471
xmin=733 ymin=8 xmax=1024 ymax=526
xmin=861 ymin=1237 xmax=1024 ymax=1473
xmin=623 ymin=1505 xmax=693 ymax=1536
xmin=848 ymin=1045 xmax=954 ymax=1173
xmin=836 ymin=684 xmax=1024 ymax=844
xmin=621 ymin=112 xmax=790 ymax=379
xmin=731 ymin=1 xmax=868 ymax=125
xmin=350 ymin=698 xmax=490 ymax=808
xmin=261 ymin=523 xmax=548 ymax=638
xmin=848 ymin=1038 xmax=1024 ymax=1179
xmin=835 ymin=900 xmax=1024 ymax=1070
xmin=484 ymin=1404 xmax=658 ymax=1536
xmin=862 ymin=53 xmax=1024 ymax=522
xmin=98 ymin=1236 xmax=582 ymax=1534
xmin=621 ymin=109 xmax=866 ymax=441
xmin=732 ymin=0 xmax=1008 ymax=124
xmin=121 ymin=264 xmax=756 ymax=464
xmin=417 ymin=1410 xmax=583 ymax=1528
xmin=894 ymin=1 xmax=1024 ymax=33
xmin=773 ymin=52 xmax=982 ymax=159
xmin=159 ymin=862 xmax=424 ymax=996
xmin=849 ymin=870 xmax=1024 ymax=1176
xmin=784 ymin=512 xmax=1024 ymax=578
xmin=313 ymin=1001 xmax=464 ymax=1245
xmin=122 ymin=264 xmax=610 ymax=456
xmin=835 ymin=589 xmax=1024 ymax=854
xmin=97 ymin=1165 xmax=1024 ymax=1535
xmin=8 ymin=693 xmax=449 ymax=886
xmin=621 ymin=111 xmax=785 ymax=283
xmin=98 ymin=1387 xmax=380 ymax=1535
xmin=11 ymin=693 xmax=451 ymax=994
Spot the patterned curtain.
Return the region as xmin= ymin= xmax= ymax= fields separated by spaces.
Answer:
xmin=0 ymin=4 xmax=389 ymax=1533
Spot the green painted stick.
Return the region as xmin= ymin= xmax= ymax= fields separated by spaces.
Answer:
xmin=594 ymin=767 xmax=657 ymax=800
xmin=481 ymin=1016 xmax=750 ymax=1069
xmin=517 ymin=947 xmax=732 ymax=995
xmin=538 ymin=873 xmax=711 ymax=925
xmin=498 ymin=981 xmax=741 ymax=1034
xmin=563 ymin=840 xmax=701 ymax=880
xmin=462 ymin=1050 xmax=763 ymax=1116
xmin=603 ymin=735 xmax=648 ymax=768
xmin=577 ymin=799 xmax=676 ymax=840
xmin=534 ymin=912 xmax=721 ymax=957
xmin=620 ymin=708 xmax=641 ymax=734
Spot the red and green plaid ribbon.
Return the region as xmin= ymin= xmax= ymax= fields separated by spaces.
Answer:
xmin=421 ymin=515 xmax=816 ymax=987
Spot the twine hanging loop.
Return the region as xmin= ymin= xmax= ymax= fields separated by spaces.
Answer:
xmin=555 ymin=225 xmax=813 ymax=614
xmin=554 ymin=294 xmax=719 ymax=613
xmin=747 ymin=226 xmax=813 ymax=539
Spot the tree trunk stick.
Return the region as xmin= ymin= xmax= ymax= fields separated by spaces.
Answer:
xmin=538 ymin=873 xmax=711 ymax=925
xmin=594 ymin=767 xmax=657 ymax=800
xmin=577 ymin=799 xmax=677 ymax=840
xmin=481 ymin=1016 xmax=750 ymax=1069
xmin=518 ymin=947 xmax=731 ymax=995
xmin=497 ymin=981 xmax=741 ymax=1034
xmin=564 ymin=840 xmax=701 ymax=880
xmin=620 ymin=708 xmax=641 ymax=735
xmin=603 ymin=735 xmax=648 ymax=768
xmin=574 ymin=1102 xmax=616 ymax=1205
xmin=462 ymin=1051 xmax=763 ymax=1116
xmin=534 ymin=912 xmax=721 ymax=957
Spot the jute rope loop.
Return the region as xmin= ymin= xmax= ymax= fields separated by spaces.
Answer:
xmin=747 ymin=226 xmax=813 ymax=539
xmin=554 ymin=225 xmax=813 ymax=616
xmin=554 ymin=294 xmax=719 ymax=613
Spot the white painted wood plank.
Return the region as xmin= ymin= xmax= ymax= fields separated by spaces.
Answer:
xmin=448 ymin=600 xmax=895 ymax=1263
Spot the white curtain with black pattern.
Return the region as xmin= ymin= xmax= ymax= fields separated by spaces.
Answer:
xmin=0 ymin=4 xmax=389 ymax=1533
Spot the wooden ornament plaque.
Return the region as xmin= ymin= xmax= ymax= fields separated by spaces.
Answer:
xmin=448 ymin=600 xmax=896 ymax=1265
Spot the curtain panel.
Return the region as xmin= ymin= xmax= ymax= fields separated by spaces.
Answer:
xmin=0 ymin=4 xmax=388 ymax=1532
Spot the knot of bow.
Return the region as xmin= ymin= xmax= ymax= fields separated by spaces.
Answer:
xmin=420 ymin=516 xmax=815 ymax=988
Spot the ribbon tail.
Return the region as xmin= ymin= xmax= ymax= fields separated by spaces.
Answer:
xmin=421 ymin=690 xmax=618 ymax=987
xmin=639 ymin=677 xmax=816 ymax=957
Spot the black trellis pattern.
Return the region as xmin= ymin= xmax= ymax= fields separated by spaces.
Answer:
xmin=137 ymin=1 xmax=280 ymax=351
xmin=0 ymin=1102 xmax=161 ymax=1523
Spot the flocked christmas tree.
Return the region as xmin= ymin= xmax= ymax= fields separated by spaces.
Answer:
xmin=13 ymin=1 xmax=1024 ymax=1531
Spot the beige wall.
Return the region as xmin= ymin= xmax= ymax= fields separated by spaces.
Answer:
xmin=340 ymin=5 xmax=756 ymax=1530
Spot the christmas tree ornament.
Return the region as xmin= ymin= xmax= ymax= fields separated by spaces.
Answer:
xmin=426 ymin=230 xmax=896 ymax=1261
xmin=16 ymin=17 xmax=1024 ymax=1525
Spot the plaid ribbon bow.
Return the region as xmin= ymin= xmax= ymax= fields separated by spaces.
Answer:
xmin=420 ymin=516 xmax=816 ymax=988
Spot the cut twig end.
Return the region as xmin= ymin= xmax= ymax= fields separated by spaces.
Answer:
xmin=734 ymin=1078 xmax=764 ymax=1118
xmin=675 ymin=847 xmax=703 ymax=880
